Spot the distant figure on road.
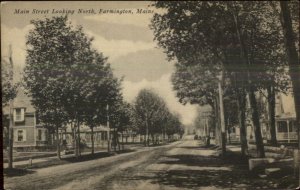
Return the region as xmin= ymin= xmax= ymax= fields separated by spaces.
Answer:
xmin=206 ymin=136 xmax=211 ymax=146
xmin=194 ymin=135 xmax=198 ymax=140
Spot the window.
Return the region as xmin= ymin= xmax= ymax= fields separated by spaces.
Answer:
xmin=38 ymin=129 xmax=42 ymax=141
xmin=289 ymin=121 xmax=297 ymax=132
xmin=17 ymin=130 xmax=24 ymax=141
xmin=14 ymin=129 xmax=26 ymax=142
xmin=16 ymin=109 xmax=21 ymax=121
xmin=277 ymin=121 xmax=288 ymax=133
xmin=14 ymin=108 xmax=24 ymax=122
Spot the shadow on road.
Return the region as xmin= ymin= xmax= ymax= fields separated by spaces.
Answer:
xmin=3 ymin=168 xmax=36 ymax=177
xmin=153 ymin=154 xmax=255 ymax=189
xmin=5 ymin=149 xmax=137 ymax=172
xmin=124 ymin=145 xmax=296 ymax=189
xmin=63 ymin=149 xmax=136 ymax=163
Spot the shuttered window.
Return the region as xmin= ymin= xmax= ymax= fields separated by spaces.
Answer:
xmin=16 ymin=129 xmax=26 ymax=142
xmin=14 ymin=108 xmax=25 ymax=122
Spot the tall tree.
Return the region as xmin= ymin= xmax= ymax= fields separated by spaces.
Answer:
xmin=80 ymin=51 xmax=122 ymax=154
xmin=165 ymin=112 xmax=184 ymax=141
xmin=279 ymin=1 xmax=300 ymax=149
xmin=24 ymin=16 xmax=121 ymax=158
xmin=108 ymin=100 xmax=133 ymax=151
xmin=133 ymin=89 xmax=170 ymax=146
xmin=151 ymin=1 xmax=236 ymax=156
xmin=151 ymin=1 xmax=292 ymax=157
xmin=35 ymin=107 xmax=67 ymax=159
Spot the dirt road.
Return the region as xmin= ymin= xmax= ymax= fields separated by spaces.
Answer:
xmin=4 ymin=138 xmax=288 ymax=190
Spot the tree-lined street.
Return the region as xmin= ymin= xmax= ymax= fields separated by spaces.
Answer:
xmin=2 ymin=1 xmax=299 ymax=189
xmin=4 ymin=136 xmax=293 ymax=190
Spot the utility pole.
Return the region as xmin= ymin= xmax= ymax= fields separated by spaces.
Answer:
xmin=107 ymin=104 xmax=111 ymax=152
xmin=218 ymin=70 xmax=226 ymax=156
xmin=8 ymin=100 xmax=14 ymax=169
xmin=8 ymin=45 xmax=14 ymax=169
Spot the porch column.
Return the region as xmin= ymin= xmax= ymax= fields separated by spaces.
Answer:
xmin=287 ymin=120 xmax=290 ymax=143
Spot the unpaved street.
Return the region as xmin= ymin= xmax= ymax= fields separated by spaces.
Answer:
xmin=4 ymin=138 xmax=283 ymax=190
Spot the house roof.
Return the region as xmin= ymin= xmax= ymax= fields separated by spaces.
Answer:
xmin=2 ymin=88 xmax=36 ymax=114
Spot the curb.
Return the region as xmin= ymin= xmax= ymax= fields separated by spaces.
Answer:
xmin=3 ymin=153 xmax=57 ymax=163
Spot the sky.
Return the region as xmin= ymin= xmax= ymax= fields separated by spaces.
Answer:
xmin=1 ymin=1 xmax=198 ymax=125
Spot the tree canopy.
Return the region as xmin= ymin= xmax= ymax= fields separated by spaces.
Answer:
xmin=151 ymin=1 xmax=299 ymax=157
xmin=133 ymin=88 xmax=183 ymax=145
xmin=24 ymin=16 xmax=122 ymax=156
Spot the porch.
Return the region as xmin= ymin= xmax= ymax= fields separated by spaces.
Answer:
xmin=276 ymin=119 xmax=297 ymax=143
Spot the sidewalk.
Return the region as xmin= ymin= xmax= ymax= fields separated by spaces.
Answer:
xmin=248 ymin=144 xmax=295 ymax=156
xmin=3 ymin=150 xmax=102 ymax=169
xmin=3 ymin=151 xmax=57 ymax=163
xmin=3 ymin=143 xmax=150 ymax=169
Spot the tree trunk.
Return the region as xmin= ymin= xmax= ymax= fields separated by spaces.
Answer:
xmin=237 ymin=91 xmax=249 ymax=157
xmin=107 ymin=105 xmax=111 ymax=153
xmin=249 ymin=89 xmax=265 ymax=158
xmin=113 ymin=128 xmax=117 ymax=152
xmin=121 ymin=131 xmax=124 ymax=150
xmin=146 ymin=120 xmax=149 ymax=147
xmin=279 ymin=3 xmax=300 ymax=184
xmin=151 ymin=134 xmax=154 ymax=146
xmin=91 ymin=126 xmax=94 ymax=155
xmin=231 ymin=6 xmax=265 ymax=158
xmin=267 ymin=86 xmax=277 ymax=146
xmin=7 ymin=46 xmax=14 ymax=169
xmin=206 ymin=117 xmax=211 ymax=146
xmin=52 ymin=133 xmax=55 ymax=146
xmin=8 ymin=108 xmax=14 ymax=169
xmin=74 ymin=119 xmax=80 ymax=158
xmin=218 ymin=72 xmax=226 ymax=156
xmin=117 ymin=133 xmax=121 ymax=151
xmin=214 ymin=97 xmax=221 ymax=146
xmin=56 ymin=125 xmax=61 ymax=160
xmin=77 ymin=119 xmax=81 ymax=157
xmin=73 ymin=122 xmax=78 ymax=157
xmin=228 ymin=127 xmax=231 ymax=144
xmin=163 ymin=127 xmax=166 ymax=144
xmin=157 ymin=135 xmax=159 ymax=145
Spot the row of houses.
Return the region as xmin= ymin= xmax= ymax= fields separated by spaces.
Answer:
xmin=2 ymin=89 xmax=182 ymax=150
xmin=2 ymin=90 xmax=137 ymax=150
xmin=2 ymin=89 xmax=297 ymax=149
xmin=195 ymin=92 xmax=297 ymax=144
xmin=234 ymin=92 xmax=297 ymax=143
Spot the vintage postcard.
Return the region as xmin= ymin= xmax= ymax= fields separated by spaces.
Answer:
xmin=2 ymin=1 xmax=299 ymax=190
